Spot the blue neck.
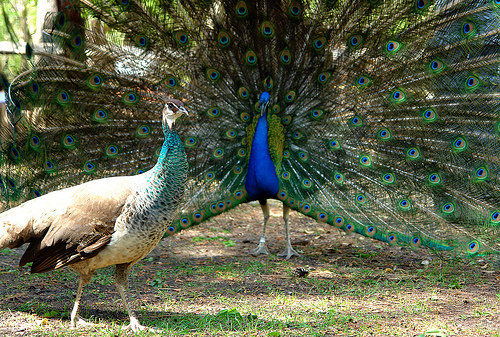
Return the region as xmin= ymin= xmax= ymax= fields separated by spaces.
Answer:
xmin=245 ymin=110 xmax=279 ymax=202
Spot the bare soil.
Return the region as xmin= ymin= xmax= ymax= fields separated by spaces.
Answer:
xmin=0 ymin=201 xmax=499 ymax=336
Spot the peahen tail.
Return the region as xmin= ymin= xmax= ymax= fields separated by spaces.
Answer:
xmin=3 ymin=0 xmax=500 ymax=258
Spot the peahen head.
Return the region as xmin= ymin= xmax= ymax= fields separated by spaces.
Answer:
xmin=162 ymin=99 xmax=188 ymax=130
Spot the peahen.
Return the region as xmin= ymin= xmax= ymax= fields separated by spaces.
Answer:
xmin=0 ymin=97 xmax=188 ymax=331
xmin=1 ymin=0 xmax=500 ymax=271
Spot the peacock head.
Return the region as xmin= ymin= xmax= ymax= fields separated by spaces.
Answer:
xmin=259 ymin=91 xmax=271 ymax=116
xmin=163 ymin=99 xmax=188 ymax=130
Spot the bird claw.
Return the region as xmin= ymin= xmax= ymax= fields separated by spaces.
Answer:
xmin=124 ymin=317 xmax=161 ymax=333
xmin=251 ymin=242 xmax=270 ymax=256
xmin=70 ymin=316 xmax=96 ymax=329
xmin=277 ymin=246 xmax=300 ymax=260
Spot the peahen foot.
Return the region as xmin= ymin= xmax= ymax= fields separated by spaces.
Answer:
xmin=251 ymin=239 xmax=270 ymax=256
xmin=277 ymin=245 xmax=300 ymax=260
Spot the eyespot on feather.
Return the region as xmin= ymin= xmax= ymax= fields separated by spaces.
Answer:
xmin=377 ymin=128 xmax=392 ymax=140
xmin=260 ymin=21 xmax=275 ymax=38
xmin=88 ymin=74 xmax=103 ymax=89
xmin=285 ymin=91 xmax=296 ymax=103
xmin=317 ymin=71 xmax=331 ymax=84
xmin=287 ymin=1 xmax=302 ymax=18
xmin=105 ymin=144 xmax=119 ymax=158
xmin=279 ymin=48 xmax=292 ymax=65
xmin=136 ymin=124 xmax=151 ymax=137
xmin=56 ymin=90 xmax=70 ymax=105
xmin=313 ymin=37 xmax=327 ymax=52
xmin=238 ymin=87 xmax=250 ymax=100
xmin=235 ymin=1 xmax=248 ymax=17
xmin=83 ymin=160 xmax=96 ymax=174
xmin=356 ymin=75 xmax=372 ymax=89
xmin=62 ymin=134 xmax=76 ymax=149
xmin=185 ymin=137 xmax=198 ymax=148
xmin=348 ymin=34 xmax=364 ymax=48
xmin=173 ymin=31 xmax=189 ymax=45
xmin=452 ymin=136 xmax=467 ymax=152
xmin=422 ymin=108 xmax=438 ymax=122
xmin=134 ymin=35 xmax=148 ymax=48
xmin=382 ymin=172 xmax=395 ymax=184
xmin=93 ymin=109 xmax=109 ymax=122
xmin=245 ymin=49 xmax=258 ymax=66
xmin=123 ymin=91 xmax=139 ymax=105
xmin=218 ymin=30 xmax=231 ymax=48
xmin=28 ymin=81 xmax=40 ymax=97
xmin=206 ymin=69 xmax=221 ymax=82
xmin=429 ymin=59 xmax=445 ymax=73
xmin=207 ymin=106 xmax=221 ymax=118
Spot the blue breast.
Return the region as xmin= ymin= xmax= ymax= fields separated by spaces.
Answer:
xmin=244 ymin=111 xmax=280 ymax=202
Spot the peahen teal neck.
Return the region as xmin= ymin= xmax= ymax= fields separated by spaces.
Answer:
xmin=245 ymin=92 xmax=279 ymax=203
xmin=137 ymin=124 xmax=188 ymax=221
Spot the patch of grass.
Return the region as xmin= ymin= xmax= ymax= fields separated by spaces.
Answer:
xmin=1 ymin=202 xmax=499 ymax=336
xmin=0 ymin=248 xmax=13 ymax=255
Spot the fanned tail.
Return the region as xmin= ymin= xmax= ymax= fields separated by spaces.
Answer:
xmin=4 ymin=0 xmax=500 ymax=259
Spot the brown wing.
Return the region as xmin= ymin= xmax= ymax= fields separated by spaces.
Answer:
xmin=11 ymin=176 xmax=135 ymax=273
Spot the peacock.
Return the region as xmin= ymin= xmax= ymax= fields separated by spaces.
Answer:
xmin=2 ymin=0 xmax=500 ymax=274
xmin=0 ymin=98 xmax=188 ymax=331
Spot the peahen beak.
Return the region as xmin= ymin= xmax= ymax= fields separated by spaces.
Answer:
xmin=178 ymin=105 xmax=188 ymax=116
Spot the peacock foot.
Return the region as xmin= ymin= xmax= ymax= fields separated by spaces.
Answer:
xmin=277 ymin=246 xmax=300 ymax=260
xmin=123 ymin=316 xmax=160 ymax=333
xmin=251 ymin=241 xmax=270 ymax=256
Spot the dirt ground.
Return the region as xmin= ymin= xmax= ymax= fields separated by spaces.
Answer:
xmin=0 ymin=200 xmax=499 ymax=336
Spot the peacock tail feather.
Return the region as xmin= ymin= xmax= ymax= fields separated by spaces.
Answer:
xmin=2 ymin=0 xmax=500 ymax=258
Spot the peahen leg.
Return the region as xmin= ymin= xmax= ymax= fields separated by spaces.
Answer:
xmin=251 ymin=201 xmax=271 ymax=256
xmin=70 ymin=272 xmax=93 ymax=328
xmin=115 ymin=263 xmax=150 ymax=332
xmin=277 ymin=204 xmax=300 ymax=260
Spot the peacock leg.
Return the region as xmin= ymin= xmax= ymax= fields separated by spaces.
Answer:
xmin=251 ymin=201 xmax=271 ymax=256
xmin=115 ymin=263 xmax=151 ymax=332
xmin=277 ymin=204 xmax=300 ymax=259
xmin=70 ymin=272 xmax=93 ymax=328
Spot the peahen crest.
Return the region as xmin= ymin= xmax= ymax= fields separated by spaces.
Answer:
xmin=2 ymin=0 xmax=500 ymax=259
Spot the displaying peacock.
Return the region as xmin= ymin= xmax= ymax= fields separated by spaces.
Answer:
xmin=2 ymin=0 xmax=500 ymax=266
